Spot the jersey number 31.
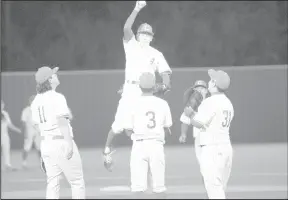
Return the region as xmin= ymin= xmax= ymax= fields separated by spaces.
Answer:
xmin=38 ymin=106 xmax=47 ymax=123
xmin=222 ymin=110 xmax=232 ymax=128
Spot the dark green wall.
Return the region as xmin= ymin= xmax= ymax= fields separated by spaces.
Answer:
xmin=1 ymin=65 xmax=287 ymax=149
xmin=2 ymin=1 xmax=287 ymax=71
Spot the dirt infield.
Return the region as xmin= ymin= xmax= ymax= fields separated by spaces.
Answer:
xmin=1 ymin=143 xmax=287 ymax=199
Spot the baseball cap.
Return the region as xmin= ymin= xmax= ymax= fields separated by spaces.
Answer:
xmin=208 ymin=69 xmax=230 ymax=91
xmin=35 ymin=66 xmax=59 ymax=84
xmin=139 ymin=72 xmax=156 ymax=89
xmin=137 ymin=23 xmax=154 ymax=36
xmin=193 ymin=80 xmax=207 ymax=88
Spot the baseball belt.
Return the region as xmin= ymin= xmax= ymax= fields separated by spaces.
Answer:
xmin=126 ymin=80 xmax=139 ymax=84
xmin=40 ymin=135 xmax=65 ymax=141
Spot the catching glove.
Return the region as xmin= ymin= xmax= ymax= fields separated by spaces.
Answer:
xmin=183 ymin=87 xmax=203 ymax=112
xmin=153 ymin=83 xmax=170 ymax=97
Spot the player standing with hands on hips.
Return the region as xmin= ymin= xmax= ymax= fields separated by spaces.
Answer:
xmin=31 ymin=66 xmax=85 ymax=199
xmin=185 ymin=69 xmax=234 ymax=199
xmin=104 ymin=72 xmax=172 ymax=198
xmin=1 ymin=100 xmax=22 ymax=171
xmin=103 ymin=0 xmax=172 ymax=157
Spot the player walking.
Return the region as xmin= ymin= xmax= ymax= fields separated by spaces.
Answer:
xmin=103 ymin=0 xmax=172 ymax=153
xmin=31 ymin=66 xmax=85 ymax=199
xmin=1 ymin=100 xmax=22 ymax=171
xmin=21 ymin=95 xmax=41 ymax=169
xmin=104 ymin=72 xmax=172 ymax=198
xmin=186 ymin=69 xmax=234 ymax=199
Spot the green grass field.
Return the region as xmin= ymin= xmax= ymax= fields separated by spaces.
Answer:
xmin=1 ymin=143 xmax=287 ymax=199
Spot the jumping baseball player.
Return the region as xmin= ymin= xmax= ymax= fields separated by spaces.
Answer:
xmin=104 ymin=72 xmax=172 ymax=198
xmin=1 ymin=100 xmax=22 ymax=171
xmin=186 ymin=69 xmax=234 ymax=199
xmin=179 ymin=80 xmax=209 ymax=164
xmin=30 ymin=66 xmax=85 ymax=199
xmin=103 ymin=0 xmax=172 ymax=154
xmin=21 ymin=95 xmax=41 ymax=169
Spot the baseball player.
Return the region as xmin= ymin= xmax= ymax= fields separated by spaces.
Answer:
xmin=1 ymin=100 xmax=22 ymax=171
xmin=30 ymin=66 xmax=85 ymax=199
xmin=21 ymin=95 xmax=41 ymax=169
xmin=179 ymin=80 xmax=209 ymax=164
xmin=104 ymin=72 xmax=172 ymax=198
xmin=186 ymin=69 xmax=234 ymax=199
xmin=103 ymin=0 xmax=172 ymax=153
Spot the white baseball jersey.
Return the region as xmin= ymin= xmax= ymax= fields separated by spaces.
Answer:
xmin=31 ymin=90 xmax=73 ymax=137
xmin=122 ymin=36 xmax=172 ymax=96
xmin=193 ymin=94 xmax=234 ymax=145
xmin=126 ymin=95 xmax=172 ymax=142
xmin=21 ymin=106 xmax=37 ymax=135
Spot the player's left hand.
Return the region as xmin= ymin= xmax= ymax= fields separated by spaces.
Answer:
xmin=103 ymin=147 xmax=116 ymax=172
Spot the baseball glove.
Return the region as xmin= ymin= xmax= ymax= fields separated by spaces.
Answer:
xmin=153 ymin=83 xmax=170 ymax=97
xmin=103 ymin=149 xmax=116 ymax=172
xmin=183 ymin=87 xmax=204 ymax=112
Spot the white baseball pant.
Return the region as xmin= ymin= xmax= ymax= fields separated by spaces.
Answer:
xmin=111 ymin=83 xmax=142 ymax=133
xmin=1 ymin=133 xmax=11 ymax=166
xmin=41 ymin=137 xmax=85 ymax=199
xmin=199 ymin=143 xmax=233 ymax=199
xmin=130 ymin=139 xmax=166 ymax=193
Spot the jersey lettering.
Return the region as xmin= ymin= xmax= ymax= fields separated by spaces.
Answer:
xmin=38 ymin=106 xmax=47 ymax=123
xmin=222 ymin=110 xmax=232 ymax=128
xmin=146 ymin=111 xmax=156 ymax=129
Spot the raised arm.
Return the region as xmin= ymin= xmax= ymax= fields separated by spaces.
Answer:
xmin=123 ymin=1 xmax=146 ymax=42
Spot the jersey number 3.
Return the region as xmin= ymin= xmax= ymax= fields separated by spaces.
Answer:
xmin=222 ymin=110 xmax=232 ymax=128
xmin=146 ymin=111 xmax=156 ymax=129
xmin=38 ymin=106 xmax=47 ymax=123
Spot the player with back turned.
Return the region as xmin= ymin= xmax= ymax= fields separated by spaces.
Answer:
xmin=104 ymin=72 xmax=172 ymax=198
xmin=103 ymin=0 xmax=172 ymax=158
xmin=185 ymin=69 xmax=234 ymax=199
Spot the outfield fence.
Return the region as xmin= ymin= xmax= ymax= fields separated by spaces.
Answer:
xmin=1 ymin=65 xmax=287 ymax=149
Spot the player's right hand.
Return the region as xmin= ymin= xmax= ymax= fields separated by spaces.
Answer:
xmin=66 ymin=143 xmax=74 ymax=160
xmin=179 ymin=134 xmax=187 ymax=143
xmin=15 ymin=128 xmax=22 ymax=134
xmin=135 ymin=0 xmax=146 ymax=11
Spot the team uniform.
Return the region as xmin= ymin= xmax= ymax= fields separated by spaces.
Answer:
xmin=111 ymin=35 xmax=171 ymax=134
xmin=193 ymin=93 xmax=234 ymax=199
xmin=31 ymin=91 xmax=85 ymax=199
xmin=21 ymin=106 xmax=41 ymax=154
xmin=1 ymin=111 xmax=14 ymax=168
xmin=126 ymin=95 xmax=172 ymax=193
